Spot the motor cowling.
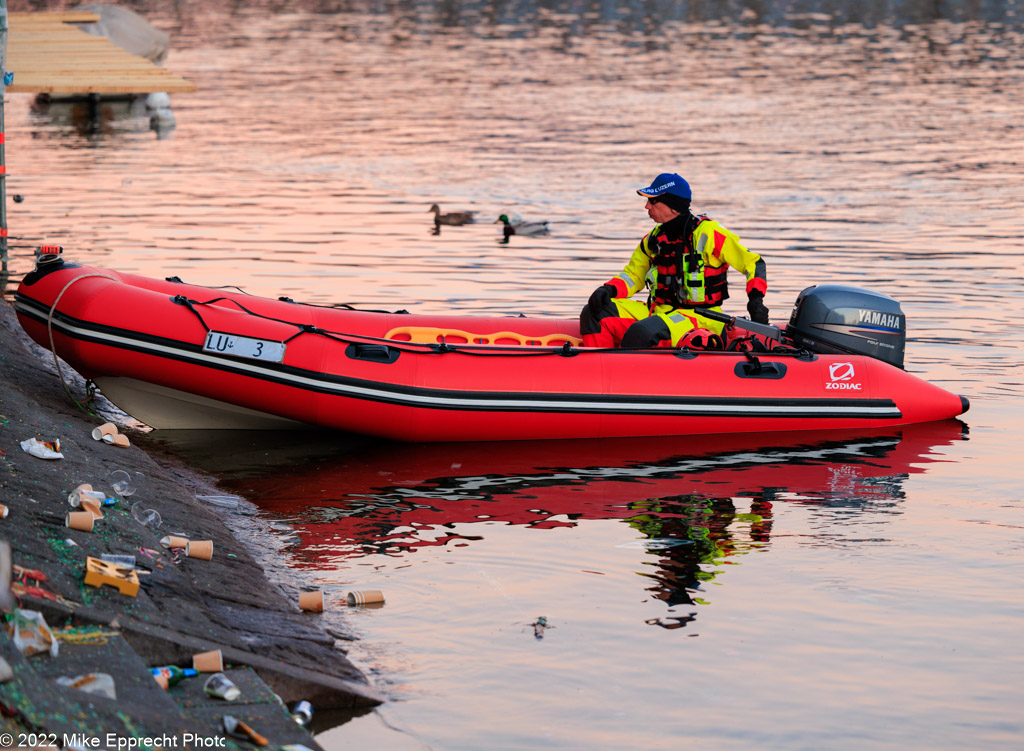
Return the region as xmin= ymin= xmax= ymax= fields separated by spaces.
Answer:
xmin=785 ymin=285 xmax=906 ymax=368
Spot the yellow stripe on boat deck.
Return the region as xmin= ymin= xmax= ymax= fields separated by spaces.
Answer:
xmin=386 ymin=325 xmax=583 ymax=347
xmin=5 ymin=11 xmax=196 ymax=94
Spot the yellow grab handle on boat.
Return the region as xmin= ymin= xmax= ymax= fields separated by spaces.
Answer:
xmin=384 ymin=326 xmax=582 ymax=347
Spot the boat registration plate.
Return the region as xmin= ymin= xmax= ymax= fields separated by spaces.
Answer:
xmin=203 ymin=331 xmax=286 ymax=363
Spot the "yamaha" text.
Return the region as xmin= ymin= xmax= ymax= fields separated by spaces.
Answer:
xmin=857 ymin=309 xmax=902 ymax=330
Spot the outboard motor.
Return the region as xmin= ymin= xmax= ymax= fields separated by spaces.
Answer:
xmin=785 ymin=285 xmax=906 ymax=368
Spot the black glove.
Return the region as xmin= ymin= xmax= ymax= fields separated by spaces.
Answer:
xmin=746 ymin=289 xmax=770 ymax=324
xmin=588 ymin=284 xmax=616 ymax=315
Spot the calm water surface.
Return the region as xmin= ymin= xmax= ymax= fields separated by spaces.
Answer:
xmin=3 ymin=1 xmax=1023 ymax=748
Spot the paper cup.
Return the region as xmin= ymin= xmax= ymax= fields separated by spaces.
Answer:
xmin=185 ymin=540 xmax=213 ymax=560
xmin=80 ymin=499 xmax=104 ymax=520
xmin=160 ymin=535 xmax=190 ymax=549
xmin=66 ymin=510 xmax=95 ymax=532
xmin=193 ymin=649 xmax=224 ymax=673
xmin=298 ymin=590 xmax=324 ymax=612
xmin=110 ymin=434 xmax=131 ymax=448
xmin=91 ymin=422 xmax=118 ymax=441
xmin=346 ymin=590 xmax=385 ymax=607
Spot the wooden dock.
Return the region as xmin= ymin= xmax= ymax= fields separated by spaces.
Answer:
xmin=4 ymin=11 xmax=195 ymax=95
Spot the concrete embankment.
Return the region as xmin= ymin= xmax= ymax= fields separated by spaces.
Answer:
xmin=0 ymin=299 xmax=380 ymax=745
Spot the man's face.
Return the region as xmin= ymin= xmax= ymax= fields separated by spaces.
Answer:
xmin=645 ymin=198 xmax=680 ymax=224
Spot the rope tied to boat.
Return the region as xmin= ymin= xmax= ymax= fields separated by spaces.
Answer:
xmin=171 ymin=295 xmax=209 ymax=331
xmin=284 ymin=323 xmax=325 ymax=343
xmin=168 ymin=293 xmax=572 ymax=357
xmin=172 ymin=294 xmax=341 ymax=344
xmin=168 ymin=291 xmax=817 ymax=361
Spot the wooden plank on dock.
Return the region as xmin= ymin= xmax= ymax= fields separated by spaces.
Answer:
xmin=5 ymin=12 xmax=197 ymax=94
xmin=7 ymin=11 xmax=103 ymax=25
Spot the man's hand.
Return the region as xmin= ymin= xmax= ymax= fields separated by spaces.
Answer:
xmin=746 ymin=290 xmax=770 ymax=324
xmin=588 ymin=284 xmax=616 ymax=314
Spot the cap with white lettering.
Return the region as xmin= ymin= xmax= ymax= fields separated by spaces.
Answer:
xmin=637 ymin=173 xmax=692 ymax=200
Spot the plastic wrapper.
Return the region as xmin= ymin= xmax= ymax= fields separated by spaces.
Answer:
xmin=19 ymin=437 xmax=64 ymax=460
xmin=55 ymin=672 xmax=117 ymax=699
xmin=8 ymin=608 xmax=59 ymax=657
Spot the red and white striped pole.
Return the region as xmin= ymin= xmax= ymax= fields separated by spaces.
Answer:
xmin=0 ymin=0 xmax=9 ymax=270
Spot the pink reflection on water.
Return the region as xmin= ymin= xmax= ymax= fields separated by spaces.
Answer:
xmin=4 ymin=6 xmax=1024 ymax=749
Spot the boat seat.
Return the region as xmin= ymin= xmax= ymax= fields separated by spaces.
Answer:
xmin=384 ymin=326 xmax=582 ymax=347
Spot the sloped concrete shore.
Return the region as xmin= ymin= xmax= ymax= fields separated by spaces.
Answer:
xmin=0 ymin=299 xmax=380 ymax=745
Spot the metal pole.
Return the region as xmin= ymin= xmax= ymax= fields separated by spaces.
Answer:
xmin=1 ymin=0 xmax=8 ymax=272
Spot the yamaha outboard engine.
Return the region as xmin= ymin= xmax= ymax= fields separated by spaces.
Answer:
xmin=785 ymin=285 xmax=906 ymax=368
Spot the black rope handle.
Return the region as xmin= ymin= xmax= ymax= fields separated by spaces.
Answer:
xmin=171 ymin=295 xmax=211 ymax=332
xmin=167 ymin=293 xmax=817 ymax=361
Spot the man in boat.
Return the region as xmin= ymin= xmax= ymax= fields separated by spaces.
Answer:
xmin=580 ymin=173 xmax=769 ymax=348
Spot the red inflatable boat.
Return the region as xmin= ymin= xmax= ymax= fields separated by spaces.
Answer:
xmin=14 ymin=250 xmax=968 ymax=442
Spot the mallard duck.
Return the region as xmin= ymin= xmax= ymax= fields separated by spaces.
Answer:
xmin=495 ymin=212 xmax=550 ymax=242
xmin=429 ymin=204 xmax=475 ymax=228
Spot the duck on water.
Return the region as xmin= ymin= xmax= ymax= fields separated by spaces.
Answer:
xmin=428 ymin=204 xmax=475 ymax=233
xmin=495 ymin=212 xmax=551 ymax=243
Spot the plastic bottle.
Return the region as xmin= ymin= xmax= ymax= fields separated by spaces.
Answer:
xmin=67 ymin=488 xmax=117 ymax=508
xmin=290 ymin=700 xmax=313 ymax=726
xmin=151 ymin=665 xmax=198 ymax=688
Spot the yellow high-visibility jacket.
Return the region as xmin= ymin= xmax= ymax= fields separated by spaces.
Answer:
xmin=606 ymin=217 xmax=766 ymax=309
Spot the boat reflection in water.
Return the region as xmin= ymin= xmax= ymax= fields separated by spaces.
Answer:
xmin=159 ymin=419 xmax=966 ymax=628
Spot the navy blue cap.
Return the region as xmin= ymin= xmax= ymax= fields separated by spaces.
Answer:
xmin=636 ymin=173 xmax=691 ymax=201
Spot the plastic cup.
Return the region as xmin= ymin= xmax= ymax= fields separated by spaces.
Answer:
xmin=100 ymin=554 xmax=136 ymax=568
xmin=66 ymin=510 xmax=95 ymax=532
xmin=346 ymin=590 xmax=385 ymax=607
xmin=108 ymin=470 xmax=137 ymax=497
xmin=91 ymin=422 xmax=118 ymax=441
xmin=204 ymin=672 xmax=240 ymax=701
xmin=193 ymin=649 xmax=224 ymax=672
xmin=186 ymin=540 xmax=213 ymax=560
xmin=290 ymin=700 xmax=313 ymax=726
xmin=298 ymin=590 xmax=324 ymax=612
xmin=131 ymin=503 xmax=162 ymax=530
